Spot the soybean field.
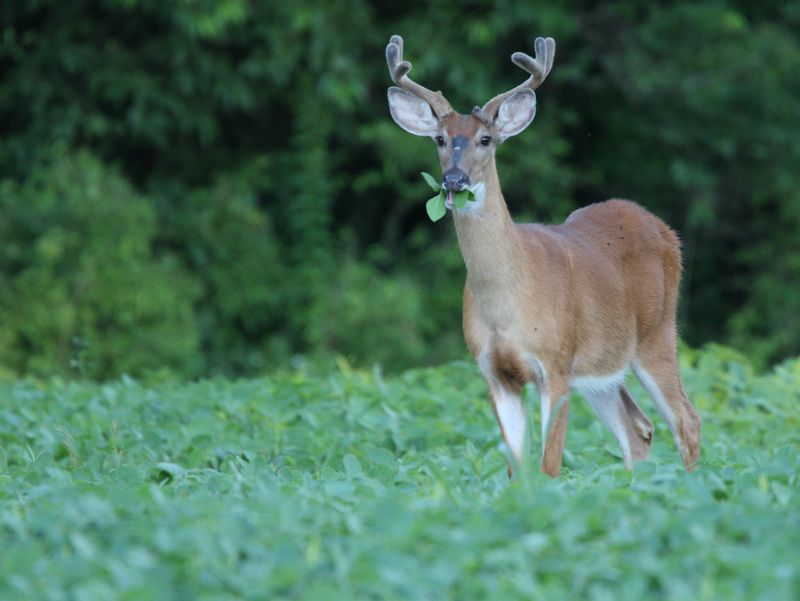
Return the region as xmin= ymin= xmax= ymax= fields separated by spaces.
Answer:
xmin=1 ymin=345 xmax=798 ymax=600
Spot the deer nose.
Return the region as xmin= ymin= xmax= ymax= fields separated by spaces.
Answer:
xmin=442 ymin=168 xmax=470 ymax=191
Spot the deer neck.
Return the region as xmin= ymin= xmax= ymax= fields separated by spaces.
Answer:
xmin=452 ymin=165 xmax=528 ymax=301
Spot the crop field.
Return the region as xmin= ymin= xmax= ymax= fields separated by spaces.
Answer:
xmin=1 ymin=345 xmax=798 ymax=600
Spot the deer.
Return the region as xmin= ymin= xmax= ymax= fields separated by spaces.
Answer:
xmin=385 ymin=34 xmax=701 ymax=477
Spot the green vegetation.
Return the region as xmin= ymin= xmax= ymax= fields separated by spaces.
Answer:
xmin=1 ymin=346 xmax=798 ymax=599
xmin=1 ymin=2 xmax=799 ymax=378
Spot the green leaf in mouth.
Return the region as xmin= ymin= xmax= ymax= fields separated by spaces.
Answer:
xmin=420 ymin=172 xmax=442 ymax=193
xmin=452 ymin=190 xmax=469 ymax=209
xmin=426 ymin=191 xmax=447 ymax=222
xmin=420 ymin=173 xmax=477 ymax=220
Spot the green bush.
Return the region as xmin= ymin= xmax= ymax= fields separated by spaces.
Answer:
xmin=0 ymin=150 xmax=201 ymax=378
xmin=304 ymin=258 xmax=430 ymax=369
xmin=158 ymin=164 xmax=289 ymax=375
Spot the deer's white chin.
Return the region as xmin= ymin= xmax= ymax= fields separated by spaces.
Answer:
xmin=445 ymin=190 xmax=454 ymax=210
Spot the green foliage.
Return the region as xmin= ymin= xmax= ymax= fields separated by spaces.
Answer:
xmin=0 ymin=150 xmax=201 ymax=378
xmin=0 ymin=346 xmax=798 ymax=598
xmin=426 ymin=192 xmax=447 ymax=222
xmin=1 ymin=1 xmax=798 ymax=377
xmin=157 ymin=163 xmax=288 ymax=375
xmin=303 ymin=257 xmax=445 ymax=369
xmin=421 ymin=172 xmax=441 ymax=193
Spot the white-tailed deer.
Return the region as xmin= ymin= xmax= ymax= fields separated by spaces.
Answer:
xmin=386 ymin=34 xmax=701 ymax=476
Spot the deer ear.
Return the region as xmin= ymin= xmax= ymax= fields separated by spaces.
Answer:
xmin=494 ymin=89 xmax=537 ymax=142
xmin=388 ymin=87 xmax=439 ymax=137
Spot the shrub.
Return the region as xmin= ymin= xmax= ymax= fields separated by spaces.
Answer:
xmin=0 ymin=150 xmax=201 ymax=378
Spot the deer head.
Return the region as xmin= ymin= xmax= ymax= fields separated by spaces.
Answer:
xmin=386 ymin=35 xmax=555 ymax=201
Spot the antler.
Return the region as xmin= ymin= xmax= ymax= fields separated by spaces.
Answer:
xmin=386 ymin=35 xmax=453 ymax=119
xmin=478 ymin=36 xmax=556 ymax=122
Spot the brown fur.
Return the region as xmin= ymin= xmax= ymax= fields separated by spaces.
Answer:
xmin=454 ymin=157 xmax=700 ymax=476
xmin=491 ymin=345 xmax=536 ymax=392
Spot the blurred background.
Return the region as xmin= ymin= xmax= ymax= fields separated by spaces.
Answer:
xmin=1 ymin=1 xmax=798 ymax=380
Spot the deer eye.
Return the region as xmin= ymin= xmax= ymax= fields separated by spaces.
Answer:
xmin=435 ymin=135 xmax=445 ymax=147
xmin=480 ymin=136 xmax=492 ymax=146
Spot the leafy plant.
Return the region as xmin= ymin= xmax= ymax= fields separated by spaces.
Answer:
xmin=0 ymin=150 xmax=201 ymax=379
xmin=0 ymin=345 xmax=798 ymax=599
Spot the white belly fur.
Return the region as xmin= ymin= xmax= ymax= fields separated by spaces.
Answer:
xmin=570 ymin=369 xmax=628 ymax=396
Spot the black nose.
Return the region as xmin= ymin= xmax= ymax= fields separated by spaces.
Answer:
xmin=442 ymin=168 xmax=470 ymax=191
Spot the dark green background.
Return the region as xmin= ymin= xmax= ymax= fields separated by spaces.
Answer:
xmin=1 ymin=1 xmax=798 ymax=379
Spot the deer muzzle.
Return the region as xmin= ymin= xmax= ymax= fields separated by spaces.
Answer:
xmin=442 ymin=167 xmax=469 ymax=191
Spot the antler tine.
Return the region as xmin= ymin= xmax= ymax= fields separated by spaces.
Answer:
xmin=386 ymin=34 xmax=453 ymax=119
xmin=480 ymin=36 xmax=556 ymax=120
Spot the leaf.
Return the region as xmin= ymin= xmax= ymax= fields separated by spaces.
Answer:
xmin=453 ymin=190 xmax=470 ymax=209
xmin=343 ymin=454 xmax=362 ymax=477
xmin=420 ymin=172 xmax=441 ymax=193
xmin=467 ymin=182 xmax=484 ymax=203
xmin=155 ymin=462 xmax=184 ymax=478
xmin=426 ymin=193 xmax=446 ymax=222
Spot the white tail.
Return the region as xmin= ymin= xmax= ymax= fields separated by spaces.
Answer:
xmin=386 ymin=35 xmax=701 ymax=477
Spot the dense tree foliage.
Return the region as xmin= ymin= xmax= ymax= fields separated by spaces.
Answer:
xmin=1 ymin=1 xmax=798 ymax=378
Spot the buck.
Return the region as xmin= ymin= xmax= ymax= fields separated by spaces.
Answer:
xmin=386 ymin=34 xmax=701 ymax=476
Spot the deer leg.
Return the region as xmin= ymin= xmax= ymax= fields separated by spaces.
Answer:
xmin=489 ymin=383 xmax=527 ymax=477
xmin=540 ymin=378 xmax=570 ymax=477
xmin=582 ymin=385 xmax=654 ymax=469
xmin=634 ymin=330 xmax=701 ymax=470
xmin=619 ymin=387 xmax=655 ymax=462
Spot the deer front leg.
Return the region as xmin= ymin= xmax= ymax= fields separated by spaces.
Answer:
xmin=488 ymin=383 xmax=527 ymax=478
xmin=541 ymin=378 xmax=570 ymax=477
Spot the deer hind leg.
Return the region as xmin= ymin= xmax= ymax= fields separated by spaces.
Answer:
xmin=634 ymin=329 xmax=701 ymax=470
xmin=582 ymin=385 xmax=654 ymax=469
xmin=488 ymin=383 xmax=528 ymax=477
xmin=619 ymin=387 xmax=655 ymax=462
xmin=540 ymin=378 xmax=570 ymax=478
